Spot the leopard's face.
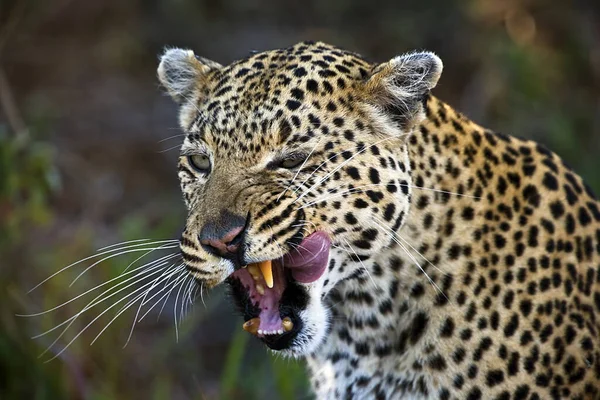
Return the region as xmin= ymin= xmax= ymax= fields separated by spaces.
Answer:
xmin=158 ymin=42 xmax=442 ymax=355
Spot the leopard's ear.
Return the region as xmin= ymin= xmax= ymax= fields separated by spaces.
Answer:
xmin=157 ymin=48 xmax=222 ymax=104
xmin=364 ymin=51 xmax=442 ymax=133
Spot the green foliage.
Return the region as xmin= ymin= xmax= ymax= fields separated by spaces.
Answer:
xmin=0 ymin=127 xmax=59 ymax=247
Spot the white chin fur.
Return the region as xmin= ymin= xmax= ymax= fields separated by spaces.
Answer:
xmin=277 ymin=285 xmax=329 ymax=358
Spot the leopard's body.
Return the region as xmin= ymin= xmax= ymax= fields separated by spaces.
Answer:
xmin=157 ymin=41 xmax=600 ymax=399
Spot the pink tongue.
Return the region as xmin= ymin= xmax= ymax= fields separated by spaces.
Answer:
xmin=283 ymin=231 xmax=331 ymax=283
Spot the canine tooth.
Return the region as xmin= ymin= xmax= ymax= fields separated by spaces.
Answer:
xmin=248 ymin=263 xmax=260 ymax=278
xmin=258 ymin=260 xmax=274 ymax=288
xmin=242 ymin=318 xmax=260 ymax=335
xmin=255 ymin=284 xmax=265 ymax=295
xmin=282 ymin=317 xmax=293 ymax=332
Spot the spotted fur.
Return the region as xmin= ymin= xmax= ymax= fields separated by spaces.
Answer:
xmin=158 ymin=41 xmax=600 ymax=399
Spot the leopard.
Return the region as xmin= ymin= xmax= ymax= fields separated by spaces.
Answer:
xmin=157 ymin=41 xmax=600 ymax=399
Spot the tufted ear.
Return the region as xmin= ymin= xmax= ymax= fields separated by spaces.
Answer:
xmin=364 ymin=51 xmax=443 ymax=133
xmin=157 ymin=48 xmax=222 ymax=104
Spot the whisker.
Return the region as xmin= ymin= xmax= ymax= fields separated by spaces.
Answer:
xmin=119 ymin=242 xmax=179 ymax=276
xmin=288 ymin=137 xmax=393 ymax=199
xmin=92 ymin=269 xmax=184 ymax=347
xmin=277 ymin=138 xmax=322 ymax=202
xmin=156 ymin=273 xmax=189 ymax=322
xmin=69 ymin=243 xmax=179 ymax=286
xmin=294 ymin=136 xmax=397 ymax=204
xmin=29 ymin=239 xmax=178 ymax=293
xmin=373 ymin=215 xmax=450 ymax=277
xmin=372 ymin=220 xmax=449 ymax=303
xmin=159 ymin=143 xmax=184 ymax=153
xmin=340 ymin=238 xmax=379 ymax=291
xmin=199 ymin=281 xmax=206 ymax=308
xmin=289 ymin=150 xmax=341 ymax=196
xmin=407 ymin=184 xmax=481 ymax=199
xmin=33 ymin=260 xmax=175 ymax=340
xmin=97 ymin=238 xmax=154 ymax=252
xmin=190 ymin=281 xmax=200 ymax=307
xmin=68 ymin=268 xmax=183 ymax=354
xmin=41 ymin=264 xmax=184 ymax=362
xmin=18 ymin=253 xmax=180 ymax=318
xmin=158 ymin=132 xmax=187 ymax=144
xmin=180 ymin=276 xmax=194 ymax=322
xmin=137 ymin=271 xmax=188 ymax=323
xmin=298 ymin=182 xmax=480 ymax=210
xmin=173 ymin=273 xmax=191 ymax=342
xmin=123 ymin=261 xmax=185 ymax=347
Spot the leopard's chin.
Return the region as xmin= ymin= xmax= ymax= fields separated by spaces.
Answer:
xmin=226 ymin=231 xmax=331 ymax=353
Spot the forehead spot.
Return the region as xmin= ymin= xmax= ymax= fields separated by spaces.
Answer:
xmin=306 ymin=79 xmax=319 ymax=93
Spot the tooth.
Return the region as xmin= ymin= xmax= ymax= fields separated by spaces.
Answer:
xmin=255 ymin=284 xmax=265 ymax=295
xmin=282 ymin=317 xmax=293 ymax=332
xmin=258 ymin=260 xmax=274 ymax=288
xmin=248 ymin=264 xmax=261 ymax=280
xmin=242 ymin=317 xmax=260 ymax=335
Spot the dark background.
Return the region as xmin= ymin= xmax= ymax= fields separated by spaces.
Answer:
xmin=1 ymin=1 xmax=599 ymax=399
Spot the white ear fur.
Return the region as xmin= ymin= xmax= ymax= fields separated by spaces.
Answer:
xmin=384 ymin=51 xmax=442 ymax=101
xmin=157 ymin=48 xmax=221 ymax=104
xmin=364 ymin=51 xmax=443 ymax=134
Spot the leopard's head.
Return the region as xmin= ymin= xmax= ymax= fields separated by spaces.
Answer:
xmin=158 ymin=41 xmax=442 ymax=356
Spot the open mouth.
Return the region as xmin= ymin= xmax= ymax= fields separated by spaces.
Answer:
xmin=227 ymin=231 xmax=331 ymax=350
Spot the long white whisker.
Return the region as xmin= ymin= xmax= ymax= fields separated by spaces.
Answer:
xmin=97 ymin=238 xmax=153 ymax=252
xmin=185 ymin=277 xmax=198 ymax=313
xmin=373 ymin=215 xmax=450 ymax=277
xmin=173 ymin=274 xmax=190 ymax=342
xmin=289 ymin=152 xmax=338 ymax=197
xmin=155 ymin=273 xmax=189 ymax=322
xmin=299 ymin=182 xmax=480 ymax=210
xmin=372 ymin=220 xmax=449 ymax=303
xmin=29 ymin=240 xmax=178 ymax=293
xmin=41 ymin=264 xmax=182 ymax=361
xmin=341 ymin=238 xmax=379 ymax=291
xmin=294 ymin=136 xmax=396 ymax=204
xmin=118 ymin=266 xmax=186 ymax=348
xmin=290 ymin=137 xmax=383 ymax=198
xmin=189 ymin=281 xmax=200 ymax=309
xmin=137 ymin=271 xmax=188 ymax=322
xmin=199 ymin=282 xmax=206 ymax=308
xmin=119 ymin=242 xmax=179 ymax=276
xmin=180 ymin=276 xmax=194 ymax=322
xmin=277 ymin=138 xmax=322 ymax=202
xmin=52 ymin=268 xmax=182 ymax=360
xmin=33 ymin=260 xmax=173 ymax=341
xmin=123 ymin=262 xmax=185 ymax=347
xmin=158 ymin=132 xmax=187 ymax=144
xmin=69 ymin=243 xmax=179 ymax=286
xmin=18 ymin=253 xmax=180 ymax=318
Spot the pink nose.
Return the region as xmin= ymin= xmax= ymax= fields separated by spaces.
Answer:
xmin=200 ymin=226 xmax=244 ymax=255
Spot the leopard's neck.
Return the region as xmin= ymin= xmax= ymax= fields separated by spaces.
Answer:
xmin=306 ymin=96 xmax=515 ymax=398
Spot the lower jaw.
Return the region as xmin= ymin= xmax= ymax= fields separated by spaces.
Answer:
xmin=226 ymin=274 xmax=309 ymax=350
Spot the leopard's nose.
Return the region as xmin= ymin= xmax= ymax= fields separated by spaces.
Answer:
xmin=200 ymin=226 xmax=243 ymax=254
xmin=199 ymin=212 xmax=248 ymax=262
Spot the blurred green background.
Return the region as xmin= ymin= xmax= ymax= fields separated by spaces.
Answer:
xmin=1 ymin=0 xmax=599 ymax=399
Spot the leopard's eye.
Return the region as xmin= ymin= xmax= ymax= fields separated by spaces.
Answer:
xmin=187 ymin=154 xmax=211 ymax=173
xmin=280 ymin=156 xmax=306 ymax=169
